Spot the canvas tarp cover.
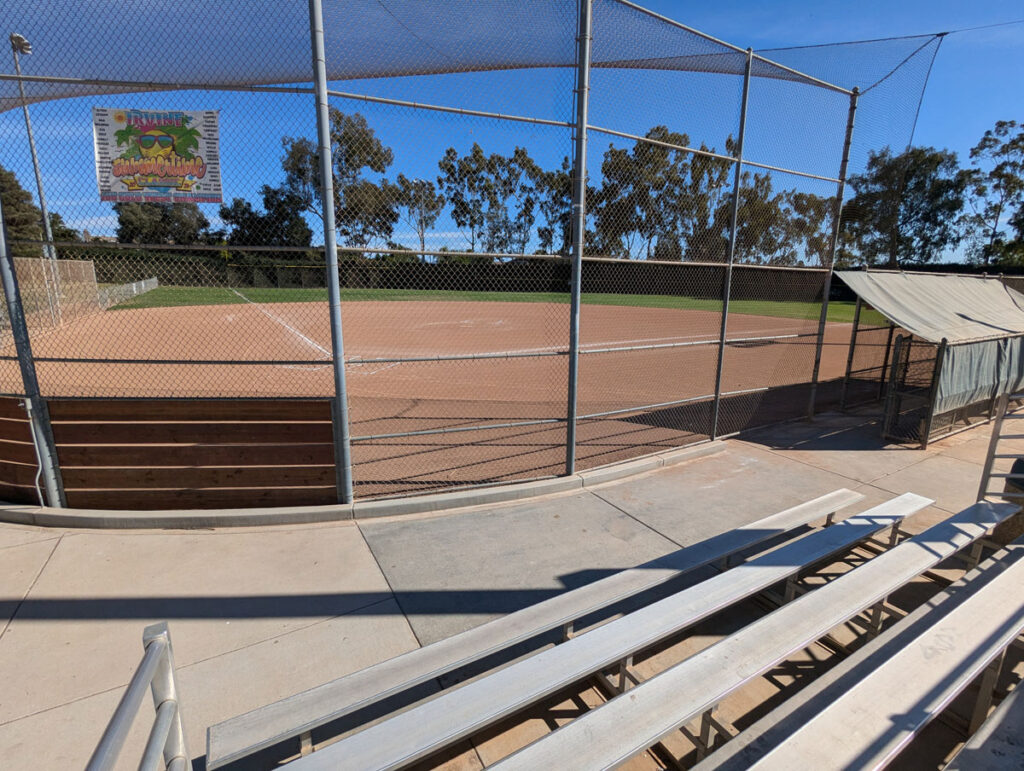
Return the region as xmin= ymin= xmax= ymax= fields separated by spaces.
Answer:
xmin=837 ymin=271 xmax=1024 ymax=415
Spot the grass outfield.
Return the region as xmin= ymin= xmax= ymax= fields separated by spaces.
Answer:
xmin=111 ymin=285 xmax=883 ymax=324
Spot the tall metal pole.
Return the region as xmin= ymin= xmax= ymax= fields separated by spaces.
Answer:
xmin=711 ymin=49 xmax=753 ymax=440
xmin=10 ymin=34 xmax=60 ymax=325
xmin=0 ymin=188 xmax=65 ymax=506
xmin=308 ymin=0 xmax=353 ymax=502
xmin=808 ymin=87 xmax=859 ymax=418
xmin=564 ymin=0 xmax=593 ymax=475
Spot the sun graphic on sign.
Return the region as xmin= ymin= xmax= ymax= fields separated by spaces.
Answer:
xmin=113 ymin=111 xmax=127 ymax=124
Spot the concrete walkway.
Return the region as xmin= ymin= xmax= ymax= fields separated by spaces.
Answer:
xmin=0 ymin=409 xmax=1014 ymax=770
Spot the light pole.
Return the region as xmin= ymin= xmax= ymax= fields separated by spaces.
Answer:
xmin=10 ymin=32 xmax=61 ymax=325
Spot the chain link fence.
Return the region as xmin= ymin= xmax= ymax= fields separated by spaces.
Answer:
xmin=0 ymin=0 xmax=941 ymax=506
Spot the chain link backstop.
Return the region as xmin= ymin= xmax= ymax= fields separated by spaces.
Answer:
xmin=0 ymin=0 xmax=942 ymax=508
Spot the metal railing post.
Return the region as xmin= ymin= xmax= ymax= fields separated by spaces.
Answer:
xmin=711 ymin=49 xmax=752 ymax=440
xmin=808 ymin=87 xmax=859 ymax=418
xmin=565 ymin=0 xmax=593 ymax=475
xmin=142 ymin=621 xmax=189 ymax=769
xmin=309 ymin=0 xmax=353 ymax=502
xmin=0 ymin=189 xmax=65 ymax=506
xmin=839 ymin=295 xmax=862 ymax=409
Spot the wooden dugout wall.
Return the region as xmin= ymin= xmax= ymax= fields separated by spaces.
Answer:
xmin=0 ymin=398 xmax=337 ymax=510
xmin=0 ymin=397 xmax=42 ymax=505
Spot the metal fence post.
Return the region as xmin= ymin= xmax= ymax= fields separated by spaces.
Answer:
xmin=10 ymin=33 xmax=61 ymax=326
xmin=808 ymin=87 xmax=859 ymax=418
xmin=878 ymin=323 xmax=895 ymax=400
xmin=921 ymin=337 xmax=948 ymax=449
xmin=565 ymin=0 xmax=593 ymax=476
xmin=711 ymin=48 xmax=752 ymax=440
xmin=0 ymin=191 xmax=65 ymax=507
xmin=308 ymin=0 xmax=353 ymax=503
xmin=142 ymin=622 xmax=188 ymax=769
xmin=839 ymin=295 xmax=862 ymax=409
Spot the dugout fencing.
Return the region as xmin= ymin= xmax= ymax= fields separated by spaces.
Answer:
xmin=0 ymin=0 xmax=941 ymax=509
xmin=840 ymin=271 xmax=1024 ymax=449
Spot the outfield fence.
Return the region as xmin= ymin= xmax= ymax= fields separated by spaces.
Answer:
xmin=0 ymin=0 xmax=940 ymax=508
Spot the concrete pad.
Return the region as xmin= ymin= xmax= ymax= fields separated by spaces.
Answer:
xmin=594 ymin=444 xmax=859 ymax=547
xmin=0 ymin=602 xmax=419 ymax=771
xmin=176 ymin=601 xmax=418 ymax=763
xmin=0 ymin=523 xmax=63 ymax=550
xmin=359 ymin=491 xmax=678 ymax=645
xmin=353 ymin=476 xmax=583 ymax=520
xmin=872 ymin=454 xmax=987 ymax=514
xmin=0 ymin=523 xmax=392 ymax=723
xmin=0 ymin=685 xmax=150 ymax=771
xmin=0 ymin=538 xmax=59 ymax=631
xmin=740 ymin=413 xmax=931 ymax=485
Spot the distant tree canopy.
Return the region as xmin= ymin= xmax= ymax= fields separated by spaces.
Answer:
xmin=219 ymin=185 xmax=312 ymax=248
xmin=0 ymin=164 xmax=79 ymax=258
xmin=0 ymin=164 xmax=44 ymax=258
xmin=841 ymin=146 xmax=969 ymax=268
xmin=176 ymin=111 xmax=1024 ymax=269
xmin=113 ymin=202 xmax=213 ymax=245
xmin=963 ymin=120 xmax=1024 ymax=266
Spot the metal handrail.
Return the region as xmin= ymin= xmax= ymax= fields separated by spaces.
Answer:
xmin=86 ymin=622 xmax=189 ymax=771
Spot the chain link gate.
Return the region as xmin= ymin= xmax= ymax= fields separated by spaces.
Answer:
xmin=882 ymin=334 xmax=943 ymax=447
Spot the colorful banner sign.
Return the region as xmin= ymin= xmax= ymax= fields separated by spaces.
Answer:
xmin=92 ymin=108 xmax=222 ymax=203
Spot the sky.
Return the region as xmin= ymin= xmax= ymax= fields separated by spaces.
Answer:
xmin=639 ymin=0 xmax=1023 ymax=167
xmin=0 ymin=0 xmax=1021 ymax=260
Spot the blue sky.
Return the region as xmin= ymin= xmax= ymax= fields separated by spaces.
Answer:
xmin=0 ymin=0 xmax=1020 ymax=259
xmin=640 ymin=0 xmax=1023 ymax=166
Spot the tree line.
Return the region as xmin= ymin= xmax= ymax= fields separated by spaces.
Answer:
xmin=1 ymin=112 xmax=1021 ymax=268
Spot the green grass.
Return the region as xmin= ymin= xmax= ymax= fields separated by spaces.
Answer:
xmin=111 ymin=285 xmax=875 ymax=324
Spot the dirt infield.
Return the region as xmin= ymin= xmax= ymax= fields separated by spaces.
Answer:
xmin=0 ymin=299 xmax=853 ymax=499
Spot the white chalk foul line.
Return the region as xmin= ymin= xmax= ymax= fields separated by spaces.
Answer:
xmin=229 ymin=287 xmax=332 ymax=361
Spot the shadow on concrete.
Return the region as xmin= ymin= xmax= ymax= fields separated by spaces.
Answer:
xmin=0 ymin=524 xmax=809 ymax=623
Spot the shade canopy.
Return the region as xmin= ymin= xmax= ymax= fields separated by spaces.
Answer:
xmin=837 ymin=271 xmax=1024 ymax=344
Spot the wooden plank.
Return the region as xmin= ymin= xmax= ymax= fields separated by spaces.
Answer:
xmin=57 ymin=443 xmax=335 ymax=468
xmin=752 ymin=541 xmax=1024 ymax=770
xmin=206 ymin=489 xmax=867 ymax=769
xmin=0 ymin=417 xmax=35 ymax=443
xmin=61 ymin=465 xmax=336 ymax=489
xmin=0 ymin=438 xmax=41 ymax=465
xmin=64 ymin=486 xmax=339 ymax=510
xmin=946 ymin=678 xmax=1024 ymax=770
xmin=51 ymin=421 xmax=334 ymax=445
xmin=280 ymin=495 xmax=932 ymax=771
xmin=488 ymin=500 xmax=1018 ymax=771
xmin=0 ymin=480 xmax=40 ymax=505
xmin=0 ymin=397 xmax=27 ymax=420
xmin=47 ymin=399 xmax=331 ymax=422
xmin=0 ymin=459 xmax=43 ymax=487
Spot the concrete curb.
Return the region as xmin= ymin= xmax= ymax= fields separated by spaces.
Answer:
xmin=0 ymin=441 xmax=726 ymax=530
